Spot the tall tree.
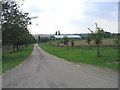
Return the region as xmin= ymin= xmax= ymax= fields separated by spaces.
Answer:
xmin=55 ymin=31 xmax=57 ymax=35
xmin=58 ymin=31 xmax=60 ymax=35
xmin=114 ymin=36 xmax=120 ymax=46
xmin=2 ymin=1 xmax=35 ymax=51
xmin=104 ymin=31 xmax=111 ymax=38
xmin=63 ymin=36 xmax=69 ymax=46
xmin=88 ymin=23 xmax=104 ymax=56
xmin=86 ymin=34 xmax=92 ymax=45
xmin=38 ymin=36 xmax=41 ymax=43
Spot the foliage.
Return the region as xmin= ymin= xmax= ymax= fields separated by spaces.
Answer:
xmin=71 ymin=40 xmax=74 ymax=46
xmin=88 ymin=23 xmax=104 ymax=56
xmin=38 ymin=36 xmax=41 ymax=43
xmin=104 ymin=31 xmax=111 ymax=38
xmin=114 ymin=36 xmax=120 ymax=46
xmin=86 ymin=34 xmax=92 ymax=45
xmin=63 ymin=36 xmax=69 ymax=46
xmin=60 ymin=39 xmax=64 ymax=44
xmin=55 ymin=31 xmax=57 ymax=35
xmin=50 ymin=35 xmax=55 ymax=40
xmin=58 ymin=31 xmax=60 ymax=35
xmin=1 ymin=1 xmax=35 ymax=51
xmin=39 ymin=37 xmax=50 ymax=43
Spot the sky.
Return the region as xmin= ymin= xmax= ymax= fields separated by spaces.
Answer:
xmin=20 ymin=0 xmax=119 ymax=34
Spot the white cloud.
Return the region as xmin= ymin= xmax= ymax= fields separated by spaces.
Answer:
xmin=20 ymin=0 xmax=118 ymax=34
xmin=21 ymin=0 xmax=85 ymax=34
xmin=94 ymin=18 xmax=118 ymax=33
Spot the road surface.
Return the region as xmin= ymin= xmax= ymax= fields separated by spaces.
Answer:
xmin=2 ymin=44 xmax=118 ymax=88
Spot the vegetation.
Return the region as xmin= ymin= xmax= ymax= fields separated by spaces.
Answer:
xmin=88 ymin=23 xmax=104 ymax=56
xmin=39 ymin=43 xmax=119 ymax=70
xmin=55 ymin=31 xmax=61 ymax=35
xmin=71 ymin=40 xmax=74 ymax=47
xmin=50 ymin=35 xmax=55 ymax=40
xmin=86 ymin=34 xmax=92 ymax=45
xmin=63 ymin=36 xmax=69 ymax=46
xmin=58 ymin=31 xmax=60 ymax=35
xmin=2 ymin=1 xmax=35 ymax=52
xmin=2 ymin=44 xmax=34 ymax=74
xmin=55 ymin=31 xmax=57 ymax=35
xmin=103 ymin=31 xmax=111 ymax=38
xmin=38 ymin=37 xmax=50 ymax=43
xmin=38 ymin=36 xmax=41 ymax=43
xmin=114 ymin=36 xmax=120 ymax=46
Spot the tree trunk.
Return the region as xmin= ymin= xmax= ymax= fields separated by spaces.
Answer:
xmin=13 ymin=45 xmax=15 ymax=52
xmin=20 ymin=45 xmax=22 ymax=50
xmin=97 ymin=45 xmax=100 ymax=57
xmin=25 ymin=44 xmax=28 ymax=47
xmin=16 ymin=45 xmax=19 ymax=51
xmin=82 ymin=46 xmax=84 ymax=53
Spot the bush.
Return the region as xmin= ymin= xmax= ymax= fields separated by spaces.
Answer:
xmin=40 ymin=37 xmax=50 ymax=43
xmin=71 ymin=40 xmax=74 ymax=46
xmin=63 ymin=36 xmax=69 ymax=46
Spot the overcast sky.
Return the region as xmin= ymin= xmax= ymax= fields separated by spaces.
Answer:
xmin=20 ymin=0 xmax=118 ymax=34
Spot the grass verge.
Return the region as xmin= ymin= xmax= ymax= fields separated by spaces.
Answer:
xmin=2 ymin=44 xmax=34 ymax=74
xmin=39 ymin=43 xmax=119 ymax=70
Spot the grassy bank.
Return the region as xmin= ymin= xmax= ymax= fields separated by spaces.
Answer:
xmin=2 ymin=44 xmax=34 ymax=74
xmin=39 ymin=43 xmax=119 ymax=70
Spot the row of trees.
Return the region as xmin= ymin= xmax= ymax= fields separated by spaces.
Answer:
xmin=55 ymin=31 xmax=61 ymax=35
xmin=38 ymin=36 xmax=50 ymax=43
xmin=2 ymin=1 xmax=35 ymax=51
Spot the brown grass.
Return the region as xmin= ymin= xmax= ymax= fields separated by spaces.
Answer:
xmin=52 ymin=38 xmax=117 ymax=47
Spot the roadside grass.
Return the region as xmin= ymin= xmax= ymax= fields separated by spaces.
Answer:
xmin=39 ymin=43 xmax=119 ymax=70
xmin=2 ymin=44 xmax=34 ymax=74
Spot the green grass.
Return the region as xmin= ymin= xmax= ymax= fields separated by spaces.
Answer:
xmin=2 ymin=44 xmax=34 ymax=74
xmin=39 ymin=43 xmax=119 ymax=70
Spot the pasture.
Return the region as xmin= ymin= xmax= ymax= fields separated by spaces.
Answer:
xmin=39 ymin=40 xmax=119 ymax=70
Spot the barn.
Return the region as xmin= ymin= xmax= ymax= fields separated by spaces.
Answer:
xmin=54 ymin=35 xmax=81 ymax=40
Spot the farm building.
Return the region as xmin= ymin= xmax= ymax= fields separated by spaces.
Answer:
xmin=54 ymin=35 xmax=81 ymax=40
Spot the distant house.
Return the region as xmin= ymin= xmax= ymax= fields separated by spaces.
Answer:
xmin=54 ymin=35 xmax=81 ymax=40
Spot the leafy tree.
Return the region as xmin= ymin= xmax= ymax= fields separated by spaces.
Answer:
xmin=57 ymin=42 xmax=59 ymax=46
xmin=38 ymin=36 xmax=41 ymax=43
xmin=88 ymin=23 xmax=104 ymax=56
xmin=114 ymin=36 xmax=120 ymax=46
xmin=50 ymin=35 xmax=55 ymax=40
xmin=63 ymin=36 xmax=69 ymax=46
xmin=2 ymin=1 xmax=35 ymax=51
xmin=71 ymin=40 xmax=74 ymax=47
xmin=60 ymin=39 xmax=64 ymax=44
xmin=104 ymin=31 xmax=111 ymax=38
xmin=86 ymin=34 xmax=92 ymax=45
xmin=58 ymin=31 xmax=60 ymax=35
xmin=40 ymin=37 xmax=50 ymax=43
xmin=55 ymin=31 xmax=57 ymax=35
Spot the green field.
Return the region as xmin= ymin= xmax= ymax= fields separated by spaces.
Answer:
xmin=2 ymin=44 xmax=34 ymax=74
xmin=39 ymin=43 xmax=119 ymax=70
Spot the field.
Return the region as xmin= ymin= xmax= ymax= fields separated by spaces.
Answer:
xmin=38 ymin=42 xmax=119 ymax=70
xmin=48 ymin=38 xmax=117 ymax=47
xmin=2 ymin=44 xmax=34 ymax=74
